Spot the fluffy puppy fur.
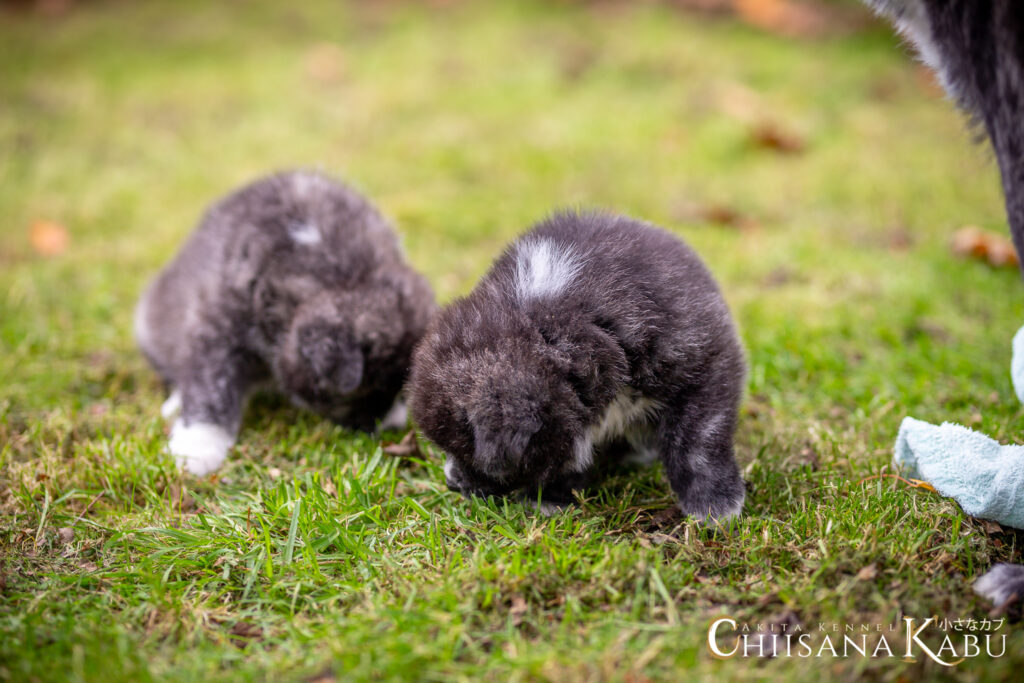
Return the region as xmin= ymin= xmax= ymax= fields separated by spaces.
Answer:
xmin=136 ymin=170 xmax=435 ymax=475
xmin=409 ymin=210 xmax=747 ymax=520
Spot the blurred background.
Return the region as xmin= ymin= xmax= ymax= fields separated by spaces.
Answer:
xmin=1 ymin=0 xmax=1018 ymax=418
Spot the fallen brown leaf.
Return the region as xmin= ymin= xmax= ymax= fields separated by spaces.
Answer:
xmin=986 ymin=237 xmax=1018 ymax=267
xmin=856 ymin=564 xmax=878 ymax=581
xmin=700 ymin=204 xmax=757 ymax=230
xmin=229 ymin=621 xmax=263 ymax=639
xmin=951 ymin=226 xmax=1019 ymax=269
xmin=29 ymin=220 xmax=69 ymax=257
xmin=645 ymin=506 xmax=683 ymax=531
xmin=672 ymin=200 xmax=758 ymax=230
xmin=750 ymin=121 xmax=805 ymax=154
xmin=952 ymin=225 xmax=988 ymax=259
xmin=57 ymin=527 xmax=74 ymax=544
xmin=981 ymin=519 xmax=1003 ymax=535
xmin=382 ymin=431 xmax=422 ymax=458
xmin=509 ymin=594 xmax=528 ymax=626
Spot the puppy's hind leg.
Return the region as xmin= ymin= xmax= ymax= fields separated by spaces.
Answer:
xmin=169 ymin=343 xmax=261 ymax=476
xmin=655 ymin=388 xmax=745 ymax=524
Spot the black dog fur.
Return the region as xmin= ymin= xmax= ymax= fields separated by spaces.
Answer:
xmin=409 ymin=210 xmax=747 ymax=520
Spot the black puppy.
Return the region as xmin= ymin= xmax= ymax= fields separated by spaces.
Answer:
xmin=136 ymin=170 xmax=435 ymax=475
xmin=867 ymin=0 xmax=1024 ymax=612
xmin=409 ymin=210 xmax=747 ymax=521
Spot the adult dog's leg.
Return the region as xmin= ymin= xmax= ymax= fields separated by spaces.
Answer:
xmin=868 ymin=0 xmax=1024 ymax=274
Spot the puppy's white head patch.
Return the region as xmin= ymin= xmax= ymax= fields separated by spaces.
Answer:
xmin=513 ymin=239 xmax=582 ymax=301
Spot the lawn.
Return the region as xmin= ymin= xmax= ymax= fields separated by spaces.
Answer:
xmin=1 ymin=0 xmax=1023 ymax=680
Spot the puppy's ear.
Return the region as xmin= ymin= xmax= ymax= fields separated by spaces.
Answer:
xmin=299 ymin=325 xmax=364 ymax=394
xmin=541 ymin=319 xmax=628 ymax=402
xmin=471 ymin=414 xmax=542 ymax=479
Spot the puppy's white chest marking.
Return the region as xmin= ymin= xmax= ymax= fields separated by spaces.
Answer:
xmin=288 ymin=222 xmax=322 ymax=246
xmin=567 ymin=390 xmax=660 ymax=473
xmin=590 ymin=390 xmax=659 ymax=445
xmin=513 ymin=239 xmax=582 ymax=301
xmin=377 ymin=398 xmax=409 ymax=432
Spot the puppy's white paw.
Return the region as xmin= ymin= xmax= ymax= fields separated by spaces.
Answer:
xmin=168 ymin=420 xmax=234 ymax=475
xmin=681 ymin=492 xmax=745 ymax=527
xmin=378 ymin=398 xmax=409 ymax=432
xmin=523 ymin=498 xmax=566 ymax=517
xmin=160 ymin=390 xmax=182 ymax=420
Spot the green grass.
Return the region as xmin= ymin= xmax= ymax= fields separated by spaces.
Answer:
xmin=2 ymin=0 xmax=1023 ymax=680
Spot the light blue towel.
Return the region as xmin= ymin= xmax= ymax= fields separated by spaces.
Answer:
xmin=894 ymin=418 xmax=1024 ymax=529
xmin=892 ymin=324 xmax=1024 ymax=530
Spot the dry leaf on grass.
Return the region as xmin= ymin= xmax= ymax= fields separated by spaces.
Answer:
xmin=749 ymin=122 xmax=805 ymax=154
xmin=951 ymin=226 xmax=1019 ymax=269
xmin=509 ymin=594 xmax=528 ymax=626
xmin=856 ymin=564 xmax=878 ymax=581
xmin=227 ymin=620 xmax=264 ymax=648
xmin=382 ymin=431 xmax=422 ymax=458
xmin=980 ymin=519 xmax=1003 ymax=535
xmin=672 ymin=200 xmax=758 ymax=230
xmin=229 ymin=621 xmax=263 ymax=639
xmin=57 ymin=527 xmax=74 ymax=544
xmin=700 ymin=204 xmax=758 ymax=229
xmin=29 ymin=220 xmax=69 ymax=257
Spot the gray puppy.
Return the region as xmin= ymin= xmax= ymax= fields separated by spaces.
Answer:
xmin=136 ymin=170 xmax=435 ymax=475
xmin=409 ymin=210 xmax=747 ymax=520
